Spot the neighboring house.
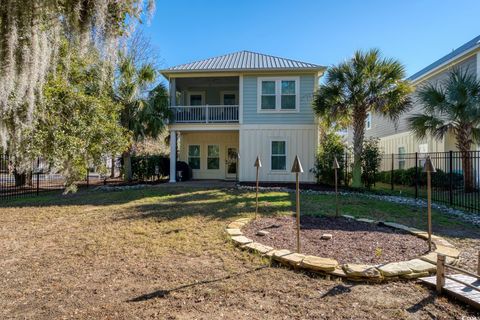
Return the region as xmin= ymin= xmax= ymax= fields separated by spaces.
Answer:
xmin=160 ymin=51 xmax=325 ymax=182
xmin=347 ymin=35 xmax=480 ymax=161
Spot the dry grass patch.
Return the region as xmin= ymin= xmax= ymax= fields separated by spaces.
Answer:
xmin=0 ymin=185 xmax=478 ymax=319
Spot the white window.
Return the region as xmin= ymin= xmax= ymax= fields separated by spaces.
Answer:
xmin=258 ymin=77 xmax=299 ymax=112
xmin=188 ymin=145 xmax=201 ymax=169
xmin=366 ymin=112 xmax=372 ymax=130
xmin=207 ymin=145 xmax=220 ymax=170
xmin=398 ymin=146 xmax=406 ymax=170
xmin=271 ymin=141 xmax=287 ymax=171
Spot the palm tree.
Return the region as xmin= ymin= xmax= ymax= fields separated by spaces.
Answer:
xmin=115 ymin=55 xmax=171 ymax=181
xmin=409 ymin=69 xmax=480 ymax=192
xmin=313 ymin=49 xmax=412 ymax=188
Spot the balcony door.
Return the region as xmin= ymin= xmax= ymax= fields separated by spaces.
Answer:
xmin=187 ymin=91 xmax=205 ymax=106
xmin=220 ymin=91 xmax=237 ymax=105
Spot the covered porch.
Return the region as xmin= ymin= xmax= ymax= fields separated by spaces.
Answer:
xmin=169 ymin=128 xmax=239 ymax=182
xmin=169 ymin=76 xmax=240 ymax=124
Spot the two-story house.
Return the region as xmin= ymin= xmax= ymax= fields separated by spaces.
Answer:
xmin=356 ymin=35 xmax=480 ymax=163
xmin=161 ymin=51 xmax=325 ymax=182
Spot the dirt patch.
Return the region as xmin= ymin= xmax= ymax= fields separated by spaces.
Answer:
xmin=243 ymin=216 xmax=430 ymax=264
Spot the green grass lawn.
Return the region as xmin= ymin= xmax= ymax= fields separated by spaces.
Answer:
xmin=0 ymin=185 xmax=478 ymax=318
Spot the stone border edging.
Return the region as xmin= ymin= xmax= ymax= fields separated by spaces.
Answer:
xmin=226 ymin=216 xmax=460 ymax=282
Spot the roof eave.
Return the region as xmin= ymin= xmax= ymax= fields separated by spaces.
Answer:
xmin=408 ymin=42 xmax=480 ymax=84
xmin=161 ymin=66 xmax=327 ymax=78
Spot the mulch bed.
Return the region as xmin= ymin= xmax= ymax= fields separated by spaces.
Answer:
xmin=242 ymin=216 xmax=430 ymax=264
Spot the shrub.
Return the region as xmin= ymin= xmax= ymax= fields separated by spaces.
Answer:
xmin=131 ymin=155 xmax=169 ymax=181
xmin=361 ymin=137 xmax=382 ymax=189
xmin=376 ymin=167 xmax=463 ymax=189
xmin=312 ymin=132 xmax=346 ymax=186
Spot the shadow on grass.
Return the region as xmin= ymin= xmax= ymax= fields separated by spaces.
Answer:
xmin=128 ymin=265 xmax=268 ymax=302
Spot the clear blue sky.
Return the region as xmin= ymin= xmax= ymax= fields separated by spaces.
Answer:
xmin=141 ymin=0 xmax=480 ymax=78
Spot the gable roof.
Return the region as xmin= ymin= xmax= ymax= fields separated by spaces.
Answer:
xmin=408 ymin=35 xmax=480 ymax=82
xmin=161 ymin=50 xmax=325 ymax=76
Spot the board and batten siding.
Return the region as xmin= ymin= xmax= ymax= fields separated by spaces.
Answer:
xmin=239 ymin=125 xmax=317 ymax=182
xmin=242 ymin=74 xmax=316 ymax=124
xmin=179 ymin=131 xmax=239 ymax=180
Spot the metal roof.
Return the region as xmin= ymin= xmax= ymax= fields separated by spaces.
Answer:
xmin=161 ymin=50 xmax=325 ymax=75
xmin=408 ymin=35 xmax=480 ymax=81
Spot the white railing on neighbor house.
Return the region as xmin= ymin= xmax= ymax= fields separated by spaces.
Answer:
xmin=171 ymin=105 xmax=239 ymax=123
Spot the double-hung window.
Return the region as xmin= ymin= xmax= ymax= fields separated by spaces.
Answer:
xmin=188 ymin=145 xmax=200 ymax=169
xmin=207 ymin=145 xmax=220 ymax=170
xmin=271 ymin=141 xmax=286 ymax=171
xmin=258 ymin=77 xmax=299 ymax=112
xmin=261 ymin=81 xmax=276 ymax=110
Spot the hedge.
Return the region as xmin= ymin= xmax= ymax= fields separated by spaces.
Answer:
xmin=376 ymin=168 xmax=463 ymax=189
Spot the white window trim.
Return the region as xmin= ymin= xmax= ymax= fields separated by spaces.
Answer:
xmin=366 ymin=112 xmax=372 ymax=130
xmin=270 ymin=139 xmax=288 ymax=172
xmin=257 ymin=77 xmax=300 ymax=113
xmin=188 ymin=144 xmax=201 ymax=170
xmin=187 ymin=91 xmax=206 ymax=106
xmin=220 ymin=90 xmax=238 ymax=105
xmin=207 ymin=144 xmax=220 ymax=170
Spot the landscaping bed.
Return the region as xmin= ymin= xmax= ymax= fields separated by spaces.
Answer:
xmin=242 ymin=215 xmax=429 ymax=264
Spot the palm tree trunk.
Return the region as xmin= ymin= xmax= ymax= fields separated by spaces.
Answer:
xmin=461 ymin=151 xmax=474 ymax=193
xmin=123 ymin=151 xmax=132 ymax=182
xmin=456 ymin=129 xmax=474 ymax=193
xmin=351 ymin=107 xmax=367 ymax=188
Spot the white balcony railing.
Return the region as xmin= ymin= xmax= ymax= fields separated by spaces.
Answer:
xmin=171 ymin=105 xmax=239 ymax=123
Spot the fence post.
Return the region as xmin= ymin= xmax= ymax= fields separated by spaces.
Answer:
xmin=436 ymin=254 xmax=446 ymax=293
xmin=86 ymin=169 xmax=89 ymax=188
xmin=36 ymin=157 xmax=40 ymax=196
xmin=415 ymin=152 xmax=418 ymax=199
xmin=391 ymin=153 xmax=394 ymax=191
xmin=449 ymin=150 xmax=453 ymax=206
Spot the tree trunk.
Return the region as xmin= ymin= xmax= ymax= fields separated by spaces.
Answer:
xmin=110 ymin=155 xmax=115 ymax=178
xmin=123 ymin=151 xmax=132 ymax=182
xmin=351 ymin=107 xmax=367 ymax=188
xmin=461 ymin=151 xmax=474 ymax=193
xmin=13 ymin=171 xmax=26 ymax=187
xmin=456 ymin=128 xmax=474 ymax=193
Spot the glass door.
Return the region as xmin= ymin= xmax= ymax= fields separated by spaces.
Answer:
xmin=225 ymin=147 xmax=238 ymax=180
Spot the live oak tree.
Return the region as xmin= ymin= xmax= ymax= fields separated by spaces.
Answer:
xmin=0 ymin=0 xmax=154 ymax=150
xmin=26 ymin=43 xmax=129 ymax=192
xmin=313 ymin=49 xmax=412 ymax=188
xmin=409 ymin=69 xmax=480 ymax=192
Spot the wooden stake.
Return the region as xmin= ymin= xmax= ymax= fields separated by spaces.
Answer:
xmin=477 ymin=251 xmax=480 ymax=276
xmin=423 ymin=156 xmax=435 ymax=252
xmin=291 ymin=155 xmax=303 ymax=254
xmin=254 ymin=156 xmax=262 ymax=220
xmin=296 ymin=171 xmax=300 ymax=253
xmin=255 ymin=165 xmax=259 ymax=220
xmin=436 ymin=254 xmax=446 ymax=293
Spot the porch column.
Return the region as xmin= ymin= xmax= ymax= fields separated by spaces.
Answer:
xmin=169 ymin=130 xmax=176 ymax=183
xmin=169 ymin=78 xmax=176 ymax=106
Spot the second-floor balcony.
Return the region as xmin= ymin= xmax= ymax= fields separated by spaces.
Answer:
xmin=171 ymin=105 xmax=239 ymax=123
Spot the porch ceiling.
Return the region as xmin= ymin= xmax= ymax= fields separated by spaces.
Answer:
xmin=175 ymin=76 xmax=239 ymax=90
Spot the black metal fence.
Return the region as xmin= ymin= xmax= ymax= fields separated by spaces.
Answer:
xmin=342 ymin=151 xmax=480 ymax=214
xmin=0 ymin=154 xmax=125 ymax=200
